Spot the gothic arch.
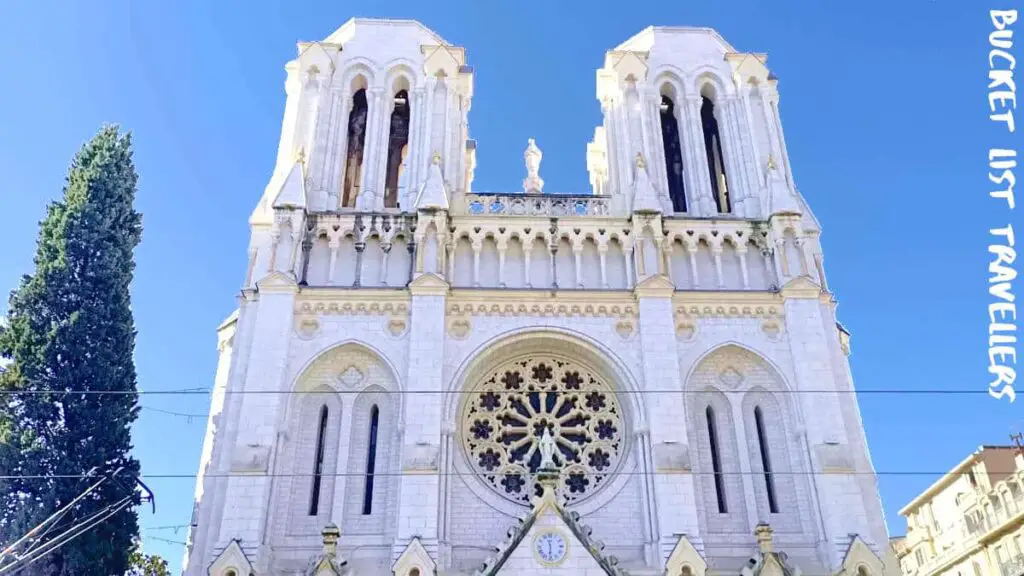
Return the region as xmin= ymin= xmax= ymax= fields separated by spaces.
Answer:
xmin=339 ymin=58 xmax=377 ymax=91
xmin=384 ymin=59 xmax=421 ymax=92
xmin=691 ymin=67 xmax=734 ymax=98
xmin=288 ymin=340 xmax=404 ymax=397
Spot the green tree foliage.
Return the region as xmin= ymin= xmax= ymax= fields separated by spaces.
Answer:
xmin=0 ymin=125 xmax=144 ymax=575
xmin=126 ymin=545 xmax=170 ymax=576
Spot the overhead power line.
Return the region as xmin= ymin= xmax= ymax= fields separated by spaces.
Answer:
xmin=0 ymin=388 xmax=990 ymax=396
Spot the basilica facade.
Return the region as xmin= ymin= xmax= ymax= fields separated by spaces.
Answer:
xmin=182 ymin=18 xmax=896 ymax=576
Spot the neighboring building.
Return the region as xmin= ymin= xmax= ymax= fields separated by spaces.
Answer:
xmin=182 ymin=17 xmax=897 ymax=576
xmin=897 ymin=446 xmax=1024 ymax=576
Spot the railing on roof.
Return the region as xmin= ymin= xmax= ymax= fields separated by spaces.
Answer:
xmin=461 ymin=192 xmax=612 ymax=217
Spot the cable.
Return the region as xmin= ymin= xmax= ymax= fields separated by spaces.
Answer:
xmin=0 ymin=469 xmax=1000 ymax=480
xmin=0 ymin=388 xmax=990 ymax=396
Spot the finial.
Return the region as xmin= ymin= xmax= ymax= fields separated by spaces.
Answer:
xmin=635 ymin=152 xmax=646 ymax=169
xmin=321 ymin=523 xmax=340 ymax=555
xmin=295 ymin=147 xmax=306 ymax=163
xmin=431 ymin=151 xmax=442 ymax=165
xmin=754 ymin=523 xmax=773 ymax=554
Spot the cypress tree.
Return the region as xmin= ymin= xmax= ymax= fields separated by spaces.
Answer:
xmin=0 ymin=125 xmax=143 ymax=575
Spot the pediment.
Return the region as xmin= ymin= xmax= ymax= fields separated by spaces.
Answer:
xmin=633 ymin=273 xmax=675 ymax=298
xmin=840 ymin=535 xmax=885 ymax=576
xmin=666 ymin=534 xmax=707 ymax=576
xmin=392 ymin=537 xmax=436 ymax=575
xmin=256 ymin=270 xmax=299 ymax=293
xmin=409 ymin=272 xmax=449 ymax=295
xmin=780 ymin=275 xmax=821 ymax=299
xmin=296 ymin=41 xmax=338 ymax=74
xmin=208 ymin=540 xmax=253 ymax=576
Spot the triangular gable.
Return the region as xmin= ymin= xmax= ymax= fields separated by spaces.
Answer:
xmin=392 ymin=537 xmax=436 ymax=575
xmin=839 ymin=535 xmax=885 ymax=576
xmin=208 ymin=539 xmax=253 ymax=576
xmin=607 ymin=50 xmax=649 ymax=83
xmin=666 ymin=534 xmax=707 ymax=576
xmin=422 ymin=44 xmax=465 ymax=78
xmin=477 ymin=477 xmax=626 ymax=575
xmin=726 ymin=52 xmax=771 ymax=85
xmin=272 ymin=160 xmax=307 ymax=210
xmin=414 ymin=154 xmax=449 ymax=211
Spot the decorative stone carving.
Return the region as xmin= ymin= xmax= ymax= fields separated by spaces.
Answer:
xmin=448 ymin=317 xmax=471 ymax=339
xmin=231 ymin=444 xmax=271 ymax=473
xmin=403 ymin=442 xmax=440 ymax=472
xmin=296 ymin=316 xmax=321 ymax=339
xmin=538 ymin=428 xmax=558 ymax=470
xmin=653 ymin=441 xmax=690 ymax=472
xmin=815 ymin=443 xmax=854 ymax=473
xmin=718 ymin=367 xmax=744 ymax=389
xmin=761 ymin=319 xmax=782 ymax=340
xmin=523 ymin=138 xmax=544 ymax=194
xmin=462 ymin=354 xmax=623 ymax=506
xmin=337 ymin=366 xmax=364 ymax=389
xmin=676 ymin=319 xmax=698 ymax=341
xmin=615 ymin=320 xmax=634 ymax=339
xmin=387 ymin=316 xmax=407 ymax=337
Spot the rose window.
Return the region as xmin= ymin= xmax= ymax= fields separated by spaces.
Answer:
xmin=461 ymin=355 xmax=624 ymax=506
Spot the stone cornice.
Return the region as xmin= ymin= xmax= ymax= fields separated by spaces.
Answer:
xmin=295 ymin=289 xmax=411 ymax=317
xmin=447 ymin=289 xmax=637 ymax=319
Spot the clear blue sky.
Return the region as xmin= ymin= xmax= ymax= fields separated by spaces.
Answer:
xmin=0 ymin=0 xmax=1012 ymax=571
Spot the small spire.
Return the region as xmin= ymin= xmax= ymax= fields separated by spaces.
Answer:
xmin=635 ymin=152 xmax=646 ymax=169
xmin=322 ymin=523 xmax=340 ymax=556
xmin=754 ymin=523 xmax=773 ymax=554
xmin=414 ymin=151 xmax=449 ymax=211
xmin=431 ymin=150 xmax=442 ymax=165
xmin=766 ymin=154 xmax=776 ymax=171
xmin=631 ymin=151 xmax=662 ymax=214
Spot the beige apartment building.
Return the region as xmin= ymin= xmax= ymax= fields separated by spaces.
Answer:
xmin=892 ymin=446 xmax=1024 ymax=576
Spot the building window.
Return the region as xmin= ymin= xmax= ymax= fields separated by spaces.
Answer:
xmin=914 ymin=548 xmax=924 ymax=567
xmin=384 ymin=89 xmax=410 ymax=209
xmin=700 ymin=95 xmax=730 ymax=214
xmin=659 ymin=94 xmax=687 ymax=212
xmin=362 ymin=405 xmax=380 ymax=515
xmin=342 ymin=88 xmax=369 ymax=208
xmin=309 ymin=405 xmax=329 ymax=516
xmin=705 ymin=406 xmax=727 ymax=513
xmin=754 ymin=406 xmax=779 ymax=513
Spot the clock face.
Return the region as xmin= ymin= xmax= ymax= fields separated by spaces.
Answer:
xmin=534 ymin=530 xmax=567 ymax=565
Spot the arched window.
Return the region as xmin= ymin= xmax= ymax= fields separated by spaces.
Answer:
xmin=362 ymin=404 xmax=380 ymax=515
xmin=754 ymin=406 xmax=779 ymax=513
xmin=342 ymin=88 xmax=369 ymax=208
xmin=700 ymin=95 xmax=731 ymax=214
xmin=705 ymin=406 xmax=727 ymax=513
xmin=309 ymin=405 xmax=329 ymax=515
xmin=384 ymin=89 xmax=411 ymax=209
xmin=409 ymin=569 xmax=421 ymax=576
xmin=660 ymin=95 xmax=687 ymax=212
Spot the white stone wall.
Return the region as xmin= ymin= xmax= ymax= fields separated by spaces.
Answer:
xmin=184 ymin=18 xmax=892 ymax=576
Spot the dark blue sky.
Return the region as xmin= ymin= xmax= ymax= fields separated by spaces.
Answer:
xmin=0 ymin=0 xmax=1011 ymax=570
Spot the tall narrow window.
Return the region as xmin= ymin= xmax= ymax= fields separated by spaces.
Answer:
xmin=309 ymin=405 xmax=329 ymax=516
xmin=754 ymin=406 xmax=779 ymax=513
xmin=659 ymin=95 xmax=687 ymax=212
xmin=342 ymin=88 xmax=369 ymax=208
xmin=700 ymin=95 xmax=731 ymax=214
xmin=384 ymin=89 xmax=410 ymax=209
xmin=362 ymin=405 xmax=380 ymax=515
xmin=705 ymin=406 xmax=727 ymax=513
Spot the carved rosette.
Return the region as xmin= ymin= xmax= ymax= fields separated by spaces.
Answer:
xmin=461 ymin=354 xmax=624 ymax=506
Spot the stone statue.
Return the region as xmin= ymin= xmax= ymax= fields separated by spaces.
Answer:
xmin=538 ymin=427 xmax=557 ymax=470
xmin=523 ymin=138 xmax=545 ymax=194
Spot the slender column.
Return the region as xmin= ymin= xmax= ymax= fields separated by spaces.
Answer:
xmin=523 ymin=243 xmax=533 ymax=288
xmin=737 ymin=246 xmax=750 ymax=289
xmin=446 ymin=241 xmax=456 ymax=281
xmin=662 ymin=240 xmax=674 ymax=283
xmin=814 ymin=254 xmax=828 ymax=291
xmin=407 ymin=237 xmax=416 ymax=284
xmin=774 ymin=238 xmax=788 ymax=279
xmin=379 ymin=244 xmax=392 ymax=286
xmin=795 ymin=236 xmax=812 ymax=277
xmin=719 ymin=96 xmax=745 ymax=213
xmin=353 ymin=241 xmax=366 ymax=287
xmin=615 ymin=98 xmax=633 ymax=201
xmin=549 ymin=243 xmax=558 ymax=289
xmin=374 ymin=90 xmax=392 ymax=210
xmin=471 ymin=241 xmax=481 ymax=287
xmin=287 ymin=226 xmax=302 ymax=274
xmin=406 ymin=87 xmax=425 ymax=205
xmin=330 ymin=91 xmax=352 ymax=208
xmin=327 ymin=238 xmax=340 ymax=285
xmin=573 ymin=246 xmax=584 ymax=288
xmin=686 ymin=245 xmax=699 ymax=288
xmin=760 ymin=91 xmax=784 ymax=181
xmin=712 ymin=244 xmax=724 ymax=288
xmin=497 ymin=242 xmax=507 ymax=288
xmin=298 ymin=236 xmax=313 ymax=286
xmin=420 ymin=78 xmax=437 ymax=184
xmin=598 ymin=246 xmax=609 ymax=288
xmin=624 ymin=242 xmax=635 ymax=287
xmin=359 ymin=88 xmax=384 ymax=206
xmin=602 ymin=99 xmax=623 ymax=198
xmin=762 ymin=246 xmax=777 ymax=288
xmin=685 ymin=96 xmax=716 ymax=215
xmin=634 ymin=242 xmax=646 ymax=278
xmin=442 ymin=82 xmax=454 ymax=187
